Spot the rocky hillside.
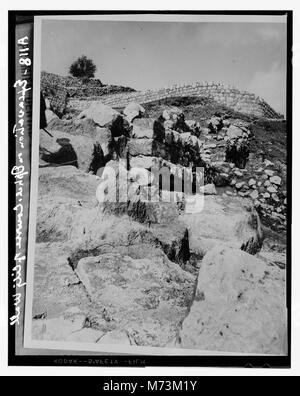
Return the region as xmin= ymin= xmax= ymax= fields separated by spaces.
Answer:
xmin=68 ymin=81 xmax=283 ymax=119
xmin=34 ymin=88 xmax=287 ymax=354
xmin=41 ymin=72 xmax=135 ymax=117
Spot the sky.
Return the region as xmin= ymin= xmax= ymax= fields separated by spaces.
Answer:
xmin=41 ymin=19 xmax=287 ymax=115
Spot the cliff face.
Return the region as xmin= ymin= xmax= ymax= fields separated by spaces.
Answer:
xmin=69 ymin=82 xmax=283 ymax=119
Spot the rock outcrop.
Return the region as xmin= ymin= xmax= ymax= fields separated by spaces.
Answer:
xmin=74 ymin=252 xmax=194 ymax=346
xmin=40 ymin=129 xmax=108 ymax=174
xmin=179 ymin=246 xmax=287 ymax=354
xmin=33 ymin=87 xmax=287 ymax=353
xmin=179 ymin=194 xmax=263 ymax=258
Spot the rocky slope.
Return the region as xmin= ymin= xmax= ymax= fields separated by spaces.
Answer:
xmin=33 ymin=91 xmax=287 ymax=354
xmin=41 ymin=71 xmax=135 ymax=117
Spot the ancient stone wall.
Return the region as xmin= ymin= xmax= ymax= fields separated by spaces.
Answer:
xmin=41 ymin=72 xmax=135 ymax=104
xmin=68 ymin=82 xmax=282 ymax=119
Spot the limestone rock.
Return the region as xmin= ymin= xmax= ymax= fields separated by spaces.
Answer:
xmin=179 ymin=194 xmax=263 ymax=257
xmin=270 ymin=175 xmax=282 ymax=186
xmin=226 ymin=125 xmax=243 ymax=140
xmin=98 ymin=160 xmax=180 ymax=224
xmin=97 ymin=330 xmax=136 ymax=345
xmin=128 ymin=138 xmax=153 ymax=156
xmin=199 ymin=183 xmax=217 ymax=195
xmin=45 ymin=109 xmax=58 ymax=124
xmin=78 ymin=102 xmax=120 ymax=127
xmin=235 ymin=182 xmax=245 ymax=190
xmin=128 ymin=167 xmax=153 ymax=186
xmin=32 ymin=315 xmax=86 ymax=341
xmin=75 ymin=253 xmax=194 ymax=347
xmin=179 ymin=246 xmax=287 ymax=354
xmin=48 ymin=117 xmax=98 ymax=140
xmin=131 ymin=118 xmax=165 ymax=141
xmin=66 ymin=328 xmax=104 ymax=343
xmin=94 ymin=126 xmax=113 ymax=157
xmin=38 ymin=166 xmax=99 ymax=205
xmin=249 ymin=190 xmax=259 ymax=200
xmin=128 ymin=138 xmax=168 ymax=159
xmin=265 ymin=169 xmax=275 ymax=177
xmin=129 ymin=155 xmax=161 ymax=170
xmin=248 ymin=178 xmax=256 ymax=188
xmin=40 ymin=129 xmax=105 ymax=174
xmin=124 ymin=102 xmax=145 ymax=122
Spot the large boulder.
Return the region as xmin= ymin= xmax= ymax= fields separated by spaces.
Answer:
xmin=75 ymin=252 xmax=194 ymax=347
xmin=128 ymin=138 xmax=154 ymax=156
xmin=78 ymin=102 xmax=120 ymax=127
xmin=129 ymin=155 xmax=162 ymax=170
xmin=39 ymin=129 xmax=105 ymax=173
xmin=131 ymin=118 xmax=165 ymax=141
xmin=123 ymin=102 xmax=145 ymax=123
xmin=128 ymin=139 xmax=169 ymax=159
xmin=36 ymin=167 xmax=100 ymax=242
xmin=96 ymin=160 xmax=183 ymax=225
xmin=226 ymin=125 xmax=244 ymax=140
xmin=179 ymin=194 xmax=263 ymax=257
xmin=48 ymin=118 xmax=115 ymax=157
xmin=199 ymin=183 xmax=217 ymax=195
xmin=179 ymin=246 xmax=287 ymax=354
xmin=34 ymin=164 xmax=192 ymax=325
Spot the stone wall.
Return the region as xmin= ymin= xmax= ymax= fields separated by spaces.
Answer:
xmin=68 ymin=82 xmax=283 ymax=119
xmin=41 ymin=72 xmax=135 ymax=107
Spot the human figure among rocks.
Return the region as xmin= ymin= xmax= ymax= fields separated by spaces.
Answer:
xmin=225 ymin=138 xmax=249 ymax=169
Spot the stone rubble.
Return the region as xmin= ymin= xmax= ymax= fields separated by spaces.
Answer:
xmin=34 ymin=95 xmax=287 ymax=353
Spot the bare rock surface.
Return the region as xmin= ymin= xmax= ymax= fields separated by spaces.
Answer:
xmin=33 ymin=98 xmax=287 ymax=352
xmin=124 ymin=102 xmax=145 ymax=123
xmin=32 ymin=242 xmax=91 ymax=320
xmin=45 ymin=109 xmax=58 ymax=124
xmin=179 ymin=246 xmax=287 ymax=354
xmin=78 ymin=102 xmax=120 ymax=127
xmin=40 ymin=129 xmax=104 ymax=173
xmin=38 ymin=166 xmax=99 ymax=205
xmin=97 ymin=330 xmax=136 ymax=345
xmin=75 ymin=252 xmax=194 ymax=346
xmin=199 ymin=183 xmax=217 ymax=195
xmin=48 ymin=117 xmax=98 ymax=139
xmin=179 ymin=194 xmax=263 ymax=257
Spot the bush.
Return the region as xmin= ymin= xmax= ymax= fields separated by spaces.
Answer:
xmin=69 ymin=55 xmax=97 ymax=80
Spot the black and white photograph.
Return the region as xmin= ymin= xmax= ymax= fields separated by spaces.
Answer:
xmin=5 ymin=8 xmax=295 ymax=373
xmin=21 ymin=13 xmax=289 ymax=357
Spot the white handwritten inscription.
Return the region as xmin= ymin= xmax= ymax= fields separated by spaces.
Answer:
xmin=10 ymin=36 xmax=31 ymax=326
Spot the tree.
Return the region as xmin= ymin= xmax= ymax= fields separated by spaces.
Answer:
xmin=69 ymin=55 xmax=97 ymax=80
